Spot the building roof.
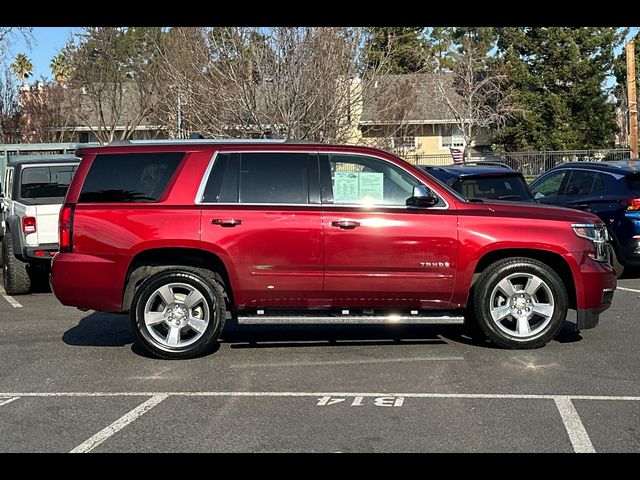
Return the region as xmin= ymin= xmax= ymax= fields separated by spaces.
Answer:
xmin=360 ymin=73 xmax=463 ymax=125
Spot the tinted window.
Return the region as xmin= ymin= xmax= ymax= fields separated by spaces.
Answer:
xmin=79 ymin=153 xmax=183 ymax=203
xmin=563 ymin=170 xmax=605 ymax=196
xmin=19 ymin=165 xmax=78 ymax=199
xmin=454 ymin=174 xmax=533 ymax=201
xmin=239 ymin=153 xmax=310 ymax=204
xmin=201 ymin=153 xmax=240 ymax=203
xmin=325 ymin=154 xmax=421 ymax=206
xmin=530 ymin=171 xmax=568 ymax=198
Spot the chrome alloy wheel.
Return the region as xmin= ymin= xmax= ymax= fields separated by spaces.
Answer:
xmin=488 ymin=272 xmax=555 ymax=339
xmin=143 ymin=282 xmax=212 ymax=348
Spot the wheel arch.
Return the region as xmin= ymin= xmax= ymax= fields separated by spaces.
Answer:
xmin=122 ymin=247 xmax=234 ymax=312
xmin=470 ymin=248 xmax=576 ymax=310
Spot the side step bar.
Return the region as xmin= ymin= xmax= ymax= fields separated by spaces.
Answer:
xmin=237 ymin=314 xmax=465 ymax=325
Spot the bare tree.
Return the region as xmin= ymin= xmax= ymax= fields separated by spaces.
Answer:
xmin=16 ymin=80 xmax=77 ymax=143
xmin=0 ymin=63 xmax=20 ymax=143
xmin=434 ymin=38 xmax=519 ymax=161
xmin=64 ymin=27 xmax=164 ymax=144
xmin=155 ymin=27 xmax=397 ymax=143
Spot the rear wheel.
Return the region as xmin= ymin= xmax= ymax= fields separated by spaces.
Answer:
xmin=130 ymin=268 xmax=226 ymax=359
xmin=2 ymin=236 xmax=31 ymax=295
xmin=472 ymin=257 xmax=567 ymax=349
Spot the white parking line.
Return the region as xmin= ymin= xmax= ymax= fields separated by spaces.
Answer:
xmin=0 ymin=397 xmax=19 ymax=407
xmin=2 ymin=391 xmax=640 ymax=401
xmin=1 ymin=390 xmax=637 ymax=453
xmin=69 ymin=394 xmax=168 ymax=453
xmin=0 ymin=285 xmax=22 ymax=308
xmin=231 ymin=356 xmax=464 ymax=368
xmin=554 ymin=396 xmax=595 ymax=453
xmin=617 ymin=287 xmax=640 ymax=293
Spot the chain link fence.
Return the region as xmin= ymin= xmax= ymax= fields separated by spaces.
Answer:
xmin=404 ymin=148 xmax=633 ymax=177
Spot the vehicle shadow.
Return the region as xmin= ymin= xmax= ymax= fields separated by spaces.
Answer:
xmin=62 ymin=313 xmax=581 ymax=357
xmin=439 ymin=320 xmax=582 ymax=348
xmin=620 ymin=266 xmax=640 ymax=279
xmin=221 ymin=318 xmax=449 ymax=349
xmin=62 ymin=312 xmax=449 ymax=354
xmin=63 ymin=311 xmax=134 ymax=347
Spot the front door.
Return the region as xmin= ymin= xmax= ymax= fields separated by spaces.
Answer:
xmin=320 ymin=153 xmax=458 ymax=309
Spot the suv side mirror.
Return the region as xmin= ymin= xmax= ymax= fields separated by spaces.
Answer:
xmin=406 ymin=185 xmax=439 ymax=208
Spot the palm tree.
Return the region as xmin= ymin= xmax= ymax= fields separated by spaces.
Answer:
xmin=11 ymin=53 xmax=33 ymax=88
xmin=50 ymin=53 xmax=72 ymax=85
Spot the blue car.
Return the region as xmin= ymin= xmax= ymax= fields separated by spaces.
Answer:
xmin=529 ymin=160 xmax=640 ymax=272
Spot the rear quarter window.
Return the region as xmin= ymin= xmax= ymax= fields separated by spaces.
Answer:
xmin=78 ymin=152 xmax=183 ymax=203
xmin=18 ymin=164 xmax=78 ymax=201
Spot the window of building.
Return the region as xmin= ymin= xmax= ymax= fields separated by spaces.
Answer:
xmin=440 ymin=125 xmax=465 ymax=149
xmin=391 ymin=137 xmax=417 ymax=151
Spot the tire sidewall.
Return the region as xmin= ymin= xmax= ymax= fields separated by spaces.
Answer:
xmin=131 ymin=270 xmax=224 ymax=359
xmin=474 ymin=260 xmax=568 ymax=348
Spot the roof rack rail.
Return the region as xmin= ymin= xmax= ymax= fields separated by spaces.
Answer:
xmin=452 ymin=160 xmax=511 ymax=168
xmin=107 ymin=138 xmax=291 ymax=145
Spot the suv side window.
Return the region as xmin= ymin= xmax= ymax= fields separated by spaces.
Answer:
xmin=530 ymin=171 xmax=568 ymax=198
xmin=79 ymin=153 xmax=183 ymax=203
xmin=201 ymin=152 xmax=314 ymax=204
xmin=563 ymin=170 xmax=605 ymax=196
xmin=321 ymin=154 xmax=422 ymax=206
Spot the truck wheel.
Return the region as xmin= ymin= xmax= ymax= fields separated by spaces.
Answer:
xmin=130 ymin=268 xmax=226 ymax=359
xmin=2 ymin=236 xmax=31 ymax=295
xmin=472 ymin=257 xmax=567 ymax=349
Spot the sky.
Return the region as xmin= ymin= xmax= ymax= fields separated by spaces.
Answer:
xmin=6 ymin=26 xmax=640 ymax=85
xmin=8 ymin=27 xmax=79 ymax=81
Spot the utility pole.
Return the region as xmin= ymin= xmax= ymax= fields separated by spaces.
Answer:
xmin=627 ymin=39 xmax=638 ymax=158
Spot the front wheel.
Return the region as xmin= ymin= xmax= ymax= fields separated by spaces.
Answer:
xmin=471 ymin=257 xmax=568 ymax=349
xmin=130 ymin=268 xmax=227 ymax=359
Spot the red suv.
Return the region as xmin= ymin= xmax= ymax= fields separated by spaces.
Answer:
xmin=51 ymin=140 xmax=616 ymax=359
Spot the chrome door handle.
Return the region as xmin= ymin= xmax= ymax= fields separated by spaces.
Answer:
xmin=331 ymin=220 xmax=360 ymax=230
xmin=211 ymin=218 xmax=242 ymax=227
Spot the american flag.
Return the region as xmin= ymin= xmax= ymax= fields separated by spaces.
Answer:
xmin=450 ymin=147 xmax=464 ymax=164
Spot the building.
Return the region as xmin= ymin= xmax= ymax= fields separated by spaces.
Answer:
xmin=354 ymin=73 xmax=491 ymax=163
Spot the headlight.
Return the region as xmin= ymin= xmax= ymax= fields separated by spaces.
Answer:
xmin=572 ymin=223 xmax=608 ymax=262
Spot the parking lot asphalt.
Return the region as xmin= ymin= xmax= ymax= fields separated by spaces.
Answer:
xmin=1 ymin=271 xmax=640 ymax=453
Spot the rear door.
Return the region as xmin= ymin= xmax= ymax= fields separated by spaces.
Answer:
xmin=199 ymin=150 xmax=324 ymax=309
xmin=320 ymin=152 xmax=457 ymax=309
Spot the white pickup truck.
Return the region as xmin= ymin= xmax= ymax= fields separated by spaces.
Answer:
xmin=1 ymin=156 xmax=79 ymax=294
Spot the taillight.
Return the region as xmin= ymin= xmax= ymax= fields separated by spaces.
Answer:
xmin=22 ymin=216 xmax=36 ymax=234
xmin=625 ymin=198 xmax=640 ymax=211
xmin=59 ymin=204 xmax=75 ymax=253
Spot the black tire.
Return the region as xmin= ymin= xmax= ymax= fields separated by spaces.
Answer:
xmin=471 ymin=257 xmax=568 ymax=349
xmin=606 ymin=242 xmax=624 ymax=278
xmin=2 ymin=235 xmax=31 ymax=295
xmin=130 ymin=268 xmax=226 ymax=359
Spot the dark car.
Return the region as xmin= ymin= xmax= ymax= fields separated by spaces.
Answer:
xmin=421 ymin=162 xmax=536 ymax=202
xmin=529 ymin=160 xmax=640 ymax=272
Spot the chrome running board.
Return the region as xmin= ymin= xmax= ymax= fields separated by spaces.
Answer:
xmin=237 ymin=314 xmax=465 ymax=325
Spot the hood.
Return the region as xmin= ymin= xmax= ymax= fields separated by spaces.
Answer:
xmin=464 ymin=200 xmax=603 ymax=224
